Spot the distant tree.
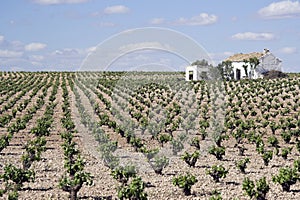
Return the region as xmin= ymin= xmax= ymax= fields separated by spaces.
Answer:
xmin=249 ymin=57 xmax=260 ymax=79
xmin=192 ymin=59 xmax=209 ymax=66
xmin=218 ymin=60 xmax=233 ymax=80
xmin=242 ymin=59 xmax=249 ymax=78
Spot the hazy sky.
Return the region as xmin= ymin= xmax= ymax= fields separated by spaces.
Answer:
xmin=0 ymin=0 xmax=299 ymax=72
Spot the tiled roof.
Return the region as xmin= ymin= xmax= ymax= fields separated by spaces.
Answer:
xmin=225 ymin=52 xmax=265 ymax=62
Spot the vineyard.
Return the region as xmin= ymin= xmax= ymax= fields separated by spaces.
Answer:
xmin=0 ymin=71 xmax=300 ymax=200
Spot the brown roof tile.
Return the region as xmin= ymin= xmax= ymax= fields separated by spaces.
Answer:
xmin=225 ymin=52 xmax=265 ymax=62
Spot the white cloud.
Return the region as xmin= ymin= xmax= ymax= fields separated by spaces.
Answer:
xmin=0 ymin=50 xmax=23 ymax=58
xmin=86 ymin=46 xmax=97 ymax=53
xmin=104 ymin=5 xmax=130 ymax=14
xmin=175 ymin=13 xmax=218 ymax=26
xmin=30 ymin=55 xmax=44 ymax=61
xmin=0 ymin=35 xmax=4 ymax=43
xmin=25 ymin=43 xmax=47 ymax=51
xmin=258 ymin=1 xmax=300 ymax=19
xmin=51 ymin=48 xmax=80 ymax=56
xmin=280 ymin=47 xmax=297 ymax=54
xmin=33 ymin=0 xmax=89 ymax=5
xmin=231 ymin=32 xmax=276 ymax=40
xmin=150 ymin=18 xmax=165 ymax=25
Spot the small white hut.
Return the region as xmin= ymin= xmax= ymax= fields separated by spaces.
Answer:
xmin=185 ymin=65 xmax=210 ymax=81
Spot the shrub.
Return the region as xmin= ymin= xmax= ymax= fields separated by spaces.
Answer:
xmin=112 ymin=165 xmax=136 ymax=184
xmin=117 ymin=177 xmax=148 ymax=200
xmin=209 ymin=190 xmax=222 ymax=200
xmin=150 ymin=156 xmax=169 ymax=175
xmin=208 ymin=145 xmax=225 ymax=160
xmin=268 ymin=136 xmax=279 ymax=148
xmin=236 ymin=158 xmax=250 ymax=174
xmin=171 ymin=139 xmax=184 ymax=155
xmin=142 ymin=148 xmax=159 ymax=161
xmin=158 ymin=134 xmax=172 ymax=147
xmin=272 ymin=167 xmax=299 ymax=192
xmin=181 ymin=151 xmax=200 ymax=167
xmin=294 ymin=159 xmax=300 ymax=172
xmin=0 ymin=164 xmax=35 ymax=199
xmin=281 ymin=132 xmax=292 ymax=144
xmin=281 ymin=147 xmax=293 ymax=160
xmin=21 ymin=137 xmax=46 ymax=170
xmin=242 ymin=177 xmax=270 ymax=200
xmin=172 ymin=173 xmax=197 ymax=196
xmin=206 ymin=164 xmax=228 ymax=182
xmin=190 ymin=137 xmax=200 ymax=150
xmin=262 ymin=151 xmax=273 ymax=166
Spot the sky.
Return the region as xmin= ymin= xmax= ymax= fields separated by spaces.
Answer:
xmin=0 ymin=0 xmax=299 ymax=72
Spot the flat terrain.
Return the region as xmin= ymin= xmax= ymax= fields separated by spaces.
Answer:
xmin=0 ymin=72 xmax=300 ymax=200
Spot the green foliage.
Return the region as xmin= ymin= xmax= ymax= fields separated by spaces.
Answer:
xmin=150 ymin=155 xmax=169 ymax=175
xmin=206 ymin=164 xmax=228 ymax=182
xmin=21 ymin=136 xmax=46 ymax=170
xmin=158 ymin=134 xmax=172 ymax=147
xmin=242 ymin=177 xmax=269 ymax=200
xmin=0 ymin=134 xmax=12 ymax=152
xmin=142 ymin=148 xmax=159 ymax=161
xmin=209 ymin=190 xmax=222 ymax=200
xmin=294 ymin=159 xmax=300 ymax=172
xmin=272 ymin=167 xmax=299 ymax=192
xmin=190 ymin=137 xmax=200 ymax=150
xmin=213 ymin=134 xmax=228 ymax=147
xmin=235 ymin=158 xmax=250 ymax=174
xmin=171 ymin=139 xmax=184 ymax=155
xmin=268 ymin=136 xmax=279 ymax=148
xmin=208 ymin=145 xmax=225 ymax=160
xmin=172 ymin=173 xmax=197 ymax=196
xmin=281 ymin=147 xmax=293 ymax=160
xmin=59 ymin=131 xmax=93 ymax=200
xmin=112 ymin=165 xmax=137 ymax=184
xmin=181 ymin=151 xmax=200 ymax=167
xmin=0 ymin=164 xmax=35 ymax=199
xmin=281 ymin=132 xmax=292 ymax=144
xmin=102 ymin=152 xmax=119 ymax=169
xmin=262 ymin=151 xmax=273 ymax=166
xmin=117 ymin=177 xmax=148 ymax=200
xmin=242 ymin=177 xmax=255 ymax=199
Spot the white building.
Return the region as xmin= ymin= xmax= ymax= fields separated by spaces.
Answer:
xmin=185 ymin=65 xmax=210 ymax=81
xmin=225 ymin=49 xmax=282 ymax=80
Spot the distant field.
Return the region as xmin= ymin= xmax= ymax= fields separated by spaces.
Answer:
xmin=0 ymin=71 xmax=300 ymax=200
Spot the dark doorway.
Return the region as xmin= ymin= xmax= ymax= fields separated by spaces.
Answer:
xmin=236 ymin=69 xmax=241 ymax=80
xmin=189 ymin=71 xmax=194 ymax=80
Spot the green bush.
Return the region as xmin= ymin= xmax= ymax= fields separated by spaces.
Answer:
xmin=208 ymin=145 xmax=225 ymax=160
xmin=272 ymin=167 xmax=299 ymax=192
xmin=236 ymin=158 xmax=250 ymax=174
xmin=181 ymin=151 xmax=200 ymax=167
xmin=268 ymin=136 xmax=279 ymax=147
xmin=281 ymin=147 xmax=293 ymax=160
xmin=262 ymin=151 xmax=273 ymax=166
xmin=206 ymin=164 xmax=228 ymax=182
xmin=242 ymin=177 xmax=269 ymax=200
xmin=173 ymin=173 xmax=197 ymax=196
xmin=117 ymin=177 xmax=147 ymax=200
xmin=112 ymin=165 xmax=136 ymax=184
xmin=150 ymin=156 xmax=169 ymax=175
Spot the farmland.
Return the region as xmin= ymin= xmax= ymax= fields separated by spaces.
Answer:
xmin=0 ymin=71 xmax=300 ymax=200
